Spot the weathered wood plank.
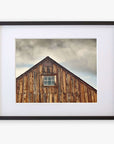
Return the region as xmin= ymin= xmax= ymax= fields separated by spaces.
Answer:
xmin=26 ymin=74 xmax=28 ymax=103
xmin=27 ymin=73 xmax=30 ymax=103
xmin=29 ymin=72 xmax=33 ymax=102
xmin=60 ymin=68 xmax=63 ymax=102
xmin=39 ymin=65 xmax=43 ymax=102
xmin=80 ymin=82 xmax=85 ymax=102
xmin=66 ymin=72 xmax=68 ymax=102
xmin=84 ymin=85 xmax=88 ymax=102
xmin=47 ymin=88 xmax=50 ymax=102
xmin=73 ymin=78 xmax=77 ymax=102
xmin=88 ymin=88 xmax=92 ymax=102
xmin=16 ymin=80 xmax=19 ymax=103
xmin=63 ymin=71 xmax=66 ymax=102
xmin=66 ymin=73 xmax=71 ymax=102
xmin=91 ymin=90 xmax=94 ymax=102
xmin=53 ymin=64 xmax=57 ymax=73
xmin=50 ymin=66 xmax=53 ymax=73
xmin=44 ymin=66 xmax=47 ymax=73
xmin=23 ymin=75 xmax=27 ymax=103
xmin=46 ymin=88 xmax=48 ymax=102
xmin=70 ymin=76 xmax=74 ymax=102
xmin=76 ymin=79 xmax=80 ymax=102
xmin=43 ymin=87 xmax=46 ymax=102
xmin=51 ymin=87 xmax=54 ymax=103
xmin=36 ymin=67 xmax=39 ymax=102
xmin=49 ymin=88 xmax=52 ymax=103
xmin=58 ymin=67 xmax=61 ymax=102
xmin=33 ymin=70 xmax=37 ymax=102
xmin=94 ymin=92 xmax=97 ymax=102
xmin=54 ymin=89 xmax=58 ymax=103
xmin=19 ymin=79 xmax=23 ymax=103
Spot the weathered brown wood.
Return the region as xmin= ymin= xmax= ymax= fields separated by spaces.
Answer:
xmin=58 ymin=66 xmax=61 ymax=102
xmin=50 ymin=66 xmax=53 ymax=73
xmin=60 ymin=68 xmax=63 ymax=102
xmin=66 ymin=73 xmax=71 ymax=102
xmin=66 ymin=72 xmax=68 ymax=102
xmin=84 ymin=85 xmax=88 ymax=102
xmin=27 ymin=73 xmax=30 ymax=102
xmin=46 ymin=88 xmax=48 ymax=102
xmin=19 ymin=79 xmax=23 ymax=103
xmin=51 ymin=87 xmax=54 ymax=103
xmin=70 ymin=76 xmax=74 ymax=102
xmin=23 ymin=75 xmax=27 ymax=103
xmin=69 ymin=74 xmax=71 ymax=103
xmin=44 ymin=66 xmax=47 ymax=73
xmin=16 ymin=57 xmax=97 ymax=103
xmin=80 ymin=82 xmax=85 ymax=102
xmin=73 ymin=78 xmax=76 ymax=102
xmin=47 ymin=88 xmax=50 ymax=102
xmin=36 ymin=67 xmax=39 ymax=102
xmin=16 ymin=80 xmax=19 ymax=103
xmin=53 ymin=64 xmax=57 ymax=73
xmin=63 ymin=70 xmax=66 ymax=102
xmin=54 ymin=88 xmax=58 ymax=103
xmin=49 ymin=88 xmax=52 ymax=103
xmin=33 ymin=70 xmax=37 ymax=102
xmin=91 ymin=90 xmax=94 ymax=102
xmin=29 ymin=72 xmax=33 ymax=102
xmin=76 ymin=79 xmax=80 ymax=102
xmin=26 ymin=74 xmax=28 ymax=102
xmin=39 ymin=65 xmax=43 ymax=102
xmin=94 ymin=92 xmax=97 ymax=102
xmin=88 ymin=88 xmax=92 ymax=102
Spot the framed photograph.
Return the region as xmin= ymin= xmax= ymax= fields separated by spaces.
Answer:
xmin=0 ymin=21 xmax=114 ymax=120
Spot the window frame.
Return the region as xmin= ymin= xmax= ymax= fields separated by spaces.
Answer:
xmin=42 ymin=74 xmax=58 ymax=87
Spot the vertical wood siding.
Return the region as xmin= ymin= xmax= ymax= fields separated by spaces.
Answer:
xmin=16 ymin=60 xmax=97 ymax=103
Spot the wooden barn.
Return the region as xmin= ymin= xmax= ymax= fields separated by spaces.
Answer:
xmin=16 ymin=56 xmax=97 ymax=103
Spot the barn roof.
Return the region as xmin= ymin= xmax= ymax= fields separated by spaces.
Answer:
xmin=16 ymin=56 xmax=97 ymax=92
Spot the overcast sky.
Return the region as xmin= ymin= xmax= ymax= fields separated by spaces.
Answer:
xmin=16 ymin=39 xmax=97 ymax=89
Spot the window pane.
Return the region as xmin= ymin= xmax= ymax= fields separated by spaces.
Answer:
xmin=44 ymin=76 xmax=47 ymax=80
xmin=51 ymin=76 xmax=54 ymax=80
xmin=48 ymin=81 xmax=51 ymax=85
xmin=48 ymin=77 xmax=51 ymax=81
xmin=51 ymin=81 xmax=55 ymax=85
xmin=44 ymin=81 xmax=48 ymax=85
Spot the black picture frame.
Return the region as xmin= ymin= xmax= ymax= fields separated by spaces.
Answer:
xmin=0 ymin=21 xmax=114 ymax=120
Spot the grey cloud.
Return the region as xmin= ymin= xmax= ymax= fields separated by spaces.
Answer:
xmin=16 ymin=39 xmax=96 ymax=75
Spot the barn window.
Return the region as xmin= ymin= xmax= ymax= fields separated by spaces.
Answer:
xmin=43 ymin=76 xmax=56 ymax=86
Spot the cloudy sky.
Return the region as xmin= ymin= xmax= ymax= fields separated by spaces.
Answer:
xmin=16 ymin=39 xmax=97 ymax=89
